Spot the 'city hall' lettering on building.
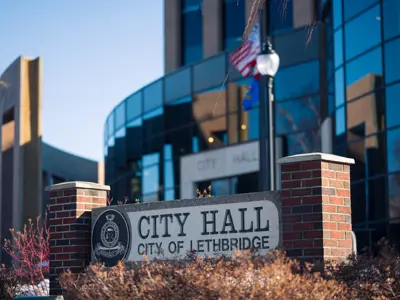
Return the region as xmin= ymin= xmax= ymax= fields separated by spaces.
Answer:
xmin=130 ymin=200 xmax=279 ymax=261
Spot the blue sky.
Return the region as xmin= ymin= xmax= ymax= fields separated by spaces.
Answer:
xmin=0 ymin=0 xmax=164 ymax=161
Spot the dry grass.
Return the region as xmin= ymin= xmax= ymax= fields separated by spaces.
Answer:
xmin=59 ymin=240 xmax=400 ymax=299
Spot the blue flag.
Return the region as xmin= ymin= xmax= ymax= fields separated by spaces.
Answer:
xmin=242 ymin=78 xmax=259 ymax=111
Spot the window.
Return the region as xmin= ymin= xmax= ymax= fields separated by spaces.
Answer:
xmin=334 ymin=28 xmax=343 ymax=68
xmin=365 ymin=133 xmax=386 ymax=177
xmin=387 ymin=128 xmax=400 ymax=173
xmin=368 ymin=177 xmax=387 ymax=221
xmin=193 ymin=54 xmax=226 ymax=93
xmin=386 ymin=83 xmax=400 ymax=129
xmin=383 ymin=0 xmax=400 ymax=40
xmin=142 ymin=108 xmax=164 ymax=140
xmin=142 ymin=153 xmax=160 ymax=195
xmin=193 ymin=116 xmax=227 ymax=152
xmin=344 ymin=5 xmax=381 ymax=61
xmin=164 ymin=127 xmax=192 ymax=160
xmin=182 ymin=0 xmax=203 ymax=65
xmin=223 ymin=0 xmax=245 ymax=50
xmin=115 ymin=102 xmax=126 ymax=130
xmin=107 ymin=112 xmax=114 ymax=137
xmin=126 ymin=118 xmax=143 ymax=159
xmin=335 ymin=106 xmax=345 ymax=136
xmin=388 ymin=173 xmax=400 ymax=221
xmin=346 ymin=92 xmax=385 ymax=140
xmin=127 ymin=92 xmax=142 ymax=122
xmin=164 ymin=67 xmax=191 ymax=103
xmin=334 ymin=68 xmax=345 ymax=107
xmin=274 ymin=60 xmax=320 ymax=101
xmin=143 ymin=80 xmax=163 ymax=113
xmin=333 ymin=0 xmax=342 ymax=29
xmin=193 ymin=87 xmax=227 ymax=121
xmin=270 ymin=0 xmax=293 ymax=33
xmin=165 ymin=97 xmax=192 ymax=131
xmin=345 ymin=47 xmax=383 ymax=99
xmin=275 ymin=97 xmax=321 ymax=135
xmin=285 ymin=130 xmax=321 ymax=155
xmin=343 ymin=0 xmax=379 ymax=21
xmin=384 ymin=38 xmax=400 ymax=84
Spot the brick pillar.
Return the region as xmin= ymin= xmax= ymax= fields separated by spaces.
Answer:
xmin=276 ymin=153 xmax=355 ymax=264
xmin=45 ymin=182 xmax=109 ymax=296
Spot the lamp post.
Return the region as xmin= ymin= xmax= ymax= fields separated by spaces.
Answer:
xmin=257 ymin=0 xmax=280 ymax=192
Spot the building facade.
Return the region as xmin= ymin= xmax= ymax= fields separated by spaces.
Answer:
xmin=104 ymin=0 xmax=400 ymax=250
xmin=0 ymin=56 xmax=103 ymax=262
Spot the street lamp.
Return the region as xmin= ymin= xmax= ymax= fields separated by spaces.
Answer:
xmin=257 ymin=0 xmax=280 ymax=192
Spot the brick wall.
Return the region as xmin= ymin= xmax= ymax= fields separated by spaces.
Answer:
xmin=46 ymin=182 xmax=109 ymax=296
xmin=277 ymin=153 xmax=355 ymax=264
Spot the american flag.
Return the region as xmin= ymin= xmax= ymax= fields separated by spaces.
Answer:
xmin=229 ymin=23 xmax=261 ymax=79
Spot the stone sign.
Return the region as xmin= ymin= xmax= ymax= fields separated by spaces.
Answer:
xmin=91 ymin=192 xmax=281 ymax=267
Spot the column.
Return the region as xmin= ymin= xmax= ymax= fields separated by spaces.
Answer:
xmin=46 ymin=181 xmax=109 ymax=296
xmin=277 ymin=153 xmax=355 ymax=264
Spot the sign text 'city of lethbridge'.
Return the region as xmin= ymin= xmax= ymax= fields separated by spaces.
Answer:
xmin=91 ymin=192 xmax=281 ymax=266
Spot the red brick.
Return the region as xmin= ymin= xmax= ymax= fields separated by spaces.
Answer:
xmin=282 ymin=198 xmax=302 ymax=206
xmin=338 ymin=223 xmax=351 ymax=231
xmin=329 ymin=197 xmax=344 ymax=205
xmin=330 ymin=231 xmax=345 ymax=239
xmin=55 ymin=225 xmax=70 ymax=232
xmin=56 ymin=197 xmax=71 ymax=204
xmin=283 ymin=241 xmax=293 ymax=249
xmin=336 ymin=172 xmax=350 ymax=180
xmin=283 ymin=232 xmax=302 ymax=240
xmin=49 ymin=205 xmax=63 ymax=212
xmin=50 ymin=233 xmax=63 ymax=239
xmin=63 ymin=260 xmax=84 ymax=267
xmin=302 ymin=196 xmax=322 ymax=204
xmin=292 ymin=171 xmax=312 ymax=180
xmin=337 ymin=189 xmax=350 ymax=197
xmin=292 ymin=188 xmax=312 ymax=197
xmin=281 ymin=173 xmax=291 ymax=181
xmin=55 ymin=254 xmax=70 ymax=260
xmin=283 ymin=223 xmax=293 ymax=232
xmin=293 ymin=240 xmax=314 ymax=248
xmin=303 ymin=214 xmax=322 ymax=222
xmin=64 ymin=189 xmax=77 ymax=196
xmin=50 ymin=247 xmax=64 ymax=254
xmin=301 ymin=161 xmax=321 ymax=170
xmin=329 ymin=179 xmax=344 ymax=188
xmin=49 ymin=219 xmax=63 ymax=226
xmin=304 ymin=248 xmax=323 ymax=256
xmin=322 ymin=205 xmax=337 ymax=213
xmin=63 ymin=217 xmax=78 ymax=225
xmin=330 ymin=214 xmax=345 ymax=222
xmin=322 ymin=222 xmax=338 ymax=230
xmin=331 ymin=248 xmax=347 ymax=257
xmin=63 ymin=246 xmax=90 ymax=253
xmin=56 ymin=211 xmax=70 ymax=218
xmin=294 ymin=223 xmax=313 ymax=231
xmin=302 ymin=179 xmax=321 ymax=187
xmin=338 ymin=239 xmax=352 ymax=248
xmin=328 ymin=163 xmax=344 ymax=171
xmin=323 ymin=239 xmax=338 ymax=247
xmin=283 ymin=215 xmax=302 ymax=223
xmin=282 ymin=163 xmax=301 ymax=172
xmin=282 ymin=180 xmax=301 ymax=189
xmin=303 ymin=231 xmax=322 ymax=238
xmin=337 ymin=206 xmax=351 ymax=214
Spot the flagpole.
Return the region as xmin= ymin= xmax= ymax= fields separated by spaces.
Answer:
xmin=258 ymin=0 xmax=273 ymax=192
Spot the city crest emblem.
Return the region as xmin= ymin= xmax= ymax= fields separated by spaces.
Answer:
xmin=92 ymin=209 xmax=130 ymax=267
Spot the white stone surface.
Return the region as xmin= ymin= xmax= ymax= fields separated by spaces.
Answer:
xmin=276 ymin=152 xmax=355 ymax=165
xmin=45 ymin=181 xmax=110 ymax=192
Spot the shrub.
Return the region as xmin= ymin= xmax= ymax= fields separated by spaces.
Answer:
xmin=327 ymin=238 xmax=400 ymax=299
xmin=0 ymin=267 xmax=20 ymax=299
xmin=3 ymin=214 xmax=49 ymax=296
xmin=59 ymin=251 xmax=349 ymax=300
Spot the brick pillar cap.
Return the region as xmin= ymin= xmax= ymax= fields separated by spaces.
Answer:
xmin=45 ymin=181 xmax=110 ymax=192
xmin=276 ymin=152 xmax=355 ymax=165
